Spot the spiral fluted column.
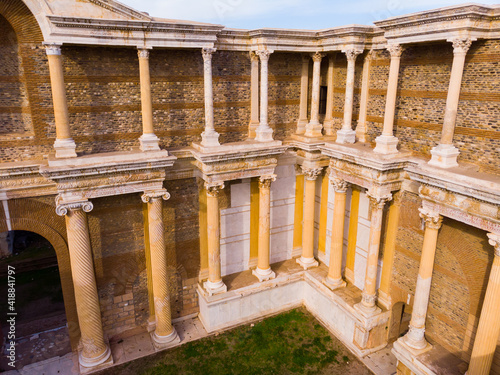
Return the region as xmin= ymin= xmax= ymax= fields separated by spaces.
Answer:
xmin=56 ymin=200 xmax=111 ymax=369
xmin=142 ymin=190 xmax=179 ymax=348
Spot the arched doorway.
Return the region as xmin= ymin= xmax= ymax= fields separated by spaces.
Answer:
xmin=388 ymin=301 xmax=412 ymax=342
xmin=0 ymin=230 xmax=71 ymax=371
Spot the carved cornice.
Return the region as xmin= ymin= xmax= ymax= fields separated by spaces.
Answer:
xmin=330 ymin=178 xmax=349 ymax=193
xmin=451 ymin=38 xmax=472 ymax=54
xmin=141 ymin=189 xmax=171 ymax=203
xmin=487 ymin=233 xmax=500 ymax=257
xmin=419 ymin=207 xmax=443 ymax=230
xmin=302 ymin=167 xmax=323 ymax=181
xmin=259 ymin=174 xmax=277 ymax=189
xmin=386 ymin=43 xmax=403 ymax=58
xmin=55 ymin=198 xmax=93 ymax=216
xmin=205 ymin=181 xmax=224 ymax=197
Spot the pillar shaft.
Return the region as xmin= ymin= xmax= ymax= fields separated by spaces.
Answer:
xmin=356 ymin=51 xmax=373 ymax=143
xmin=45 ymin=44 xmax=77 ymax=158
xmin=56 ymin=201 xmax=110 ymax=368
xmin=253 ymin=175 xmax=277 ymax=282
xmin=325 ymin=179 xmax=348 ymax=289
xmin=255 ymin=50 xmax=274 ymax=142
xmin=297 ymin=167 xmax=322 ymax=269
xmin=404 ymin=208 xmax=442 ymax=350
xmin=356 ymin=192 xmax=391 ymax=316
xmin=200 ymin=48 xmax=220 ymax=147
xmin=305 ymin=52 xmax=325 ymax=137
xmin=249 ymin=52 xmax=260 ymax=138
xmin=323 ymin=54 xmax=336 ymax=135
xmin=138 ymin=49 xmax=160 ymax=151
xmin=345 ymin=187 xmax=360 ymax=283
xmin=296 ymin=55 xmax=309 ymax=134
xmin=204 ymin=182 xmax=227 ymax=295
xmin=467 ymin=233 xmax=500 ymax=375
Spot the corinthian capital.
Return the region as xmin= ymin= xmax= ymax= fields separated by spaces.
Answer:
xmin=249 ymin=51 xmax=259 ymax=62
xmin=451 ymin=38 xmax=472 ymax=54
xmin=205 ymin=181 xmax=224 ymax=197
xmin=418 ymin=207 xmax=443 ymax=230
xmin=259 ymin=174 xmax=277 ymax=189
xmin=343 ymin=49 xmax=362 ymax=62
xmin=44 ymin=43 xmax=62 ymax=56
xmin=141 ymin=189 xmax=171 ymax=203
xmin=386 ymin=43 xmax=403 ymax=58
xmin=330 ymin=178 xmax=349 ymax=193
xmin=255 ymin=50 xmax=273 ymax=61
xmin=311 ymin=52 xmax=326 ymax=62
xmin=367 ymin=190 xmax=392 ymax=210
xmin=202 ymin=48 xmax=216 ymax=61
xmin=487 ymin=233 xmax=500 ymax=257
xmin=137 ymin=48 xmax=150 ymax=59
xmin=55 ymin=198 xmax=94 ymax=216
xmin=302 ymin=167 xmax=323 ymax=181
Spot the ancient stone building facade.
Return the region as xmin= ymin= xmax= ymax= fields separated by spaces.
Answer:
xmin=0 ymin=1 xmax=499 ymax=374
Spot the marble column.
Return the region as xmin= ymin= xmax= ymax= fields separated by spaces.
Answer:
xmin=305 ymin=52 xmax=326 ymax=137
xmin=402 ymin=208 xmax=442 ymax=350
xmin=141 ymin=191 xmax=179 ymax=348
xmin=467 ymin=233 xmax=500 ymax=375
xmin=45 ymin=44 xmax=77 ymax=158
xmin=200 ymin=48 xmax=220 ymax=147
xmin=255 ymin=50 xmax=274 ymax=142
xmin=297 ymin=166 xmax=322 ymax=269
xmin=354 ymin=191 xmax=392 ymax=316
xmin=253 ymin=174 xmax=277 ymax=282
xmin=429 ymin=38 xmax=473 ymax=168
xmin=296 ymin=54 xmax=310 ymax=134
xmin=324 ymin=178 xmax=349 ymax=290
xmin=204 ymin=182 xmax=227 ymax=295
xmin=336 ymin=49 xmax=362 ymax=144
xmin=137 ymin=48 xmax=160 ymax=151
xmin=323 ymin=53 xmax=336 ymax=136
xmin=356 ymin=51 xmax=373 ymax=143
xmin=56 ymin=200 xmax=111 ymax=369
xmin=248 ymin=51 xmax=260 ymax=139
xmin=374 ymin=44 xmax=403 ymax=154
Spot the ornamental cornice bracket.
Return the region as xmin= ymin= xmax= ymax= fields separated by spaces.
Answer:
xmin=141 ymin=189 xmax=171 ymax=203
xmin=418 ymin=207 xmax=443 ymax=230
xmin=55 ymin=195 xmax=93 ymax=216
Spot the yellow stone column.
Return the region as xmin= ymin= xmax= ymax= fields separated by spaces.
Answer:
xmin=137 ymin=48 xmax=160 ymax=151
xmin=56 ymin=200 xmax=111 ymax=369
xmin=292 ymin=167 xmax=305 ymax=255
xmin=345 ymin=187 xmax=360 ymax=283
xmin=141 ymin=191 xmax=179 ymax=348
xmin=429 ymin=38 xmax=473 ymax=168
xmin=402 ymin=208 xmax=442 ymax=351
xmin=296 ymin=54 xmax=310 ymax=134
xmin=336 ymin=49 xmax=362 ymax=144
xmin=204 ymin=181 xmax=227 ymax=295
xmin=317 ymin=173 xmax=329 ymax=256
xmin=45 ymin=43 xmax=77 ymax=158
xmin=466 ymin=233 xmax=500 ymax=375
xmin=200 ymin=48 xmax=220 ymax=147
xmin=356 ymin=51 xmax=373 ymax=143
xmin=324 ymin=178 xmax=349 ymax=290
xmin=354 ymin=191 xmax=392 ymax=316
xmin=374 ymin=44 xmax=403 ymax=154
xmin=253 ymin=175 xmax=277 ymax=282
xmin=248 ymin=51 xmax=260 ymax=139
xmin=305 ymin=52 xmax=326 ymax=137
xmin=323 ymin=53 xmax=336 ymax=136
xmin=297 ymin=166 xmax=322 ymax=269
xmin=255 ymin=50 xmax=274 ymax=142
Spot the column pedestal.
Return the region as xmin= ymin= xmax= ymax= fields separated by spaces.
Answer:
xmin=374 ymin=134 xmax=399 ymax=154
xmin=429 ymin=144 xmax=460 ymax=168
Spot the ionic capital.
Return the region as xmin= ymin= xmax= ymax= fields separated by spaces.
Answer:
xmin=202 ymin=48 xmax=216 ymax=61
xmin=343 ymin=49 xmax=363 ymax=62
xmin=137 ymin=48 xmax=150 ymax=59
xmin=330 ymin=178 xmax=349 ymax=193
xmin=367 ymin=190 xmax=392 ymax=210
xmin=141 ymin=189 xmax=171 ymax=203
xmin=451 ymin=38 xmax=472 ymax=55
xmin=44 ymin=43 xmax=62 ymax=56
xmin=249 ymin=51 xmax=259 ymax=62
xmin=487 ymin=233 xmax=500 ymax=257
xmin=418 ymin=207 xmax=443 ymax=230
xmin=55 ymin=199 xmax=93 ymax=216
xmin=205 ymin=181 xmax=225 ymax=197
xmin=302 ymin=167 xmax=323 ymax=181
xmin=255 ymin=50 xmax=273 ymax=61
xmin=311 ymin=52 xmax=326 ymax=62
xmin=386 ymin=43 xmax=403 ymax=58
xmin=259 ymin=174 xmax=277 ymax=189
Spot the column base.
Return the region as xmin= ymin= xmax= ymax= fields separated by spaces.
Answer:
xmin=402 ymin=326 xmax=429 ymax=351
xmin=248 ymin=120 xmax=260 ymax=139
xmin=296 ymin=119 xmax=308 ymax=135
xmin=54 ymin=138 xmax=77 ymax=158
xmin=335 ymin=129 xmax=356 ymax=144
xmin=79 ymin=344 xmax=113 ymax=373
xmin=255 ymin=125 xmax=274 ymax=142
xmin=201 ymin=129 xmax=221 ymax=147
xmin=139 ymin=133 xmax=161 ymax=152
xmin=356 ymin=122 xmax=367 ymax=143
xmin=428 ymin=144 xmax=459 ymax=168
xmin=296 ymin=256 xmax=319 ymax=270
xmin=374 ymin=134 xmax=399 ymax=154
xmin=396 ymin=334 xmax=432 ymax=357
xmin=252 ymin=267 xmax=276 ymax=282
xmin=304 ymin=121 xmax=323 ymax=137
xmin=323 ymin=276 xmax=346 ymax=290
xmin=354 ymin=301 xmax=381 ymax=318
xmin=203 ymin=279 xmax=227 ymax=296
xmin=151 ymin=328 xmax=181 ymax=350
xmin=323 ymin=119 xmax=335 ymax=136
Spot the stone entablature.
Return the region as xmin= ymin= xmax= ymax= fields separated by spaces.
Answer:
xmin=0 ymin=163 xmax=56 ymax=200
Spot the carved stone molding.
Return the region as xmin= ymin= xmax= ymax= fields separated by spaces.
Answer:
xmin=205 ymin=181 xmax=225 ymax=197
xmin=311 ymin=52 xmax=326 ymax=62
xmin=302 ymin=167 xmax=323 ymax=181
xmin=259 ymin=174 xmax=277 ymax=189
xmin=419 ymin=207 xmax=443 ymax=230
xmin=344 ymin=49 xmax=363 ymax=62
xmin=330 ymin=178 xmax=349 ymax=193
xmin=386 ymin=43 xmax=403 ymax=58
xmin=487 ymin=233 xmax=500 ymax=257
xmin=452 ymin=38 xmax=472 ymax=54
xmin=202 ymin=48 xmax=216 ymax=61
xmin=55 ymin=198 xmax=93 ymax=216
xmin=367 ymin=190 xmax=392 ymax=210
xmin=255 ymin=50 xmax=272 ymax=61
xmin=141 ymin=189 xmax=171 ymax=203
